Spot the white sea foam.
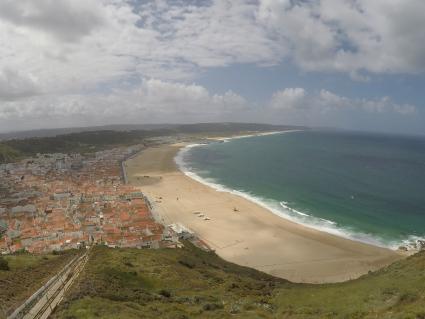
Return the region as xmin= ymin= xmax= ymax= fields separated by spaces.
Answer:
xmin=174 ymin=135 xmax=424 ymax=252
xmin=211 ymin=130 xmax=300 ymax=143
xmin=280 ymin=201 xmax=309 ymax=217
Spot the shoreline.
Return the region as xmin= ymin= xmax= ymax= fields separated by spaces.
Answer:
xmin=175 ymin=135 xmax=416 ymax=251
xmin=125 ymin=138 xmax=403 ymax=283
xmin=205 ymin=130 xmax=301 ymax=142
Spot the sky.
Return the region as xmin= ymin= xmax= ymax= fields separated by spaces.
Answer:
xmin=0 ymin=0 xmax=424 ymax=135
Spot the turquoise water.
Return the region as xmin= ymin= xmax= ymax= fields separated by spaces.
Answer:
xmin=177 ymin=130 xmax=425 ymax=249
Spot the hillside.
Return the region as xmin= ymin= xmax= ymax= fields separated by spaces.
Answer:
xmin=0 ymin=123 xmax=300 ymax=141
xmin=0 ymin=144 xmax=20 ymax=164
xmin=0 ymin=123 xmax=301 ymax=164
xmin=0 ymin=250 xmax=78 ymax=318
xmin=51 ymin=244 xmax=425 ymax=319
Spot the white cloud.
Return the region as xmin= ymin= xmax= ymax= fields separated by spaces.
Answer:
xmin=0 ymin=0 xmax=106 ymax=42
xmin=0 ymin=0 xmax=423 ymax=133
xmin=0 ymin=79 xmax=248 ymax=131
xmin=0 ymin=69 xmax=41 ymax=101
xmin=138 ymin=0 xmax=285 ymax=67
xmin=0 ymin=0 xmax=285 ymax=102
xmin=270 ymin=88 xmax=306 ymax=110
xmin=263 ymin=87 xmax=418 ymax=132
xmin=360 ymin=96 xmax=416 ymax=115
xmin=258 ymin=0 xmax=425 ymax=75
xmin=268 ymin=87 xmax=416 ymax=118
xmin=1 ymin=0 xmax=425 ymax=104
xmin=0 ymin=77 xmax=417 ymax=133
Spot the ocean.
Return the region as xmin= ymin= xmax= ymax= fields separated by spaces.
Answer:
xmin=176 ymin=130 xmax=425 ymax=250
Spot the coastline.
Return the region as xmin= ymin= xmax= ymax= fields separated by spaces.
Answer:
xmin=125 ymin=138 xmax=403 ymax=283
xmin=175 ymin=133 xmax=418 ymax=251
xmin=205 ymin=130 xmax=300 ymax=141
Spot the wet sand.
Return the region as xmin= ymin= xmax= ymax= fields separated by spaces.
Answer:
xmin=125 ymin=143 xmax=402 ymax=283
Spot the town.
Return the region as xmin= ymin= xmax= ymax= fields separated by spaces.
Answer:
xmin=0 ymin=145 xmax=204 ymax=254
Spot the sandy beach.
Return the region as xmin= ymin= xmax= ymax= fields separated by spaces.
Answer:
xmin=125 ymin=142 xmax=402 ymax=283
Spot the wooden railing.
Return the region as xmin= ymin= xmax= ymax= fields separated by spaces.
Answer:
xmin=7 ymin=250 xmax=88 ymax=319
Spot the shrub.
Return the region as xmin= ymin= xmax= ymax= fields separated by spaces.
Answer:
xmin=202 ymin=303 xmax=223 ymax=311
xmin=416 ymin=311 xmax=425 ymax=319
xmin=0 ymin=256 xmax=10 ymax=271
xmin=14 ymin=248 xmax=28 ymax=255
xmin=178 ymin=258 xmax=196 ymax=269
xmin=399 ymin=292 xmax=418 ymax=304
xmin=159 ymin=289 xmax=171 ymax=298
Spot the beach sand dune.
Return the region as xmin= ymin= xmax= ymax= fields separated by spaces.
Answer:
xmin=125 ymin=144 xmax=402 ymax=283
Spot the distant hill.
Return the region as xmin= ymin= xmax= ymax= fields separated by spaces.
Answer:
xmin=0 ymin=124 xmax=173 ymax=141
xmin=0 ymin=123 xmax=300 ymax=141
xmin=0 ymin=123 xmax=304 ymax=164
xmin=50 ymin=244 xmax=425 ymax=319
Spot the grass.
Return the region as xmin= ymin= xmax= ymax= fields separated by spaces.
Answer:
xmin=53 ymin=243 xmax=283 ymax=319
xmin=0 ymin=250 xmax=79 ymax=318
xmin=273 ymin=251 xmax=425 ymax=318
xmin=52 ymin=244 xmax=425 ymax=319
xmin=0 ymin=143 xmax=21 ymax=164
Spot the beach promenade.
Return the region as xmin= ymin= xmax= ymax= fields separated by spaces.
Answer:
xmin=125 ymin=143 xmax=402 ymax=283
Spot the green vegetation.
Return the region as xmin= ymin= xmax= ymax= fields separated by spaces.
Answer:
xmin=53 ymin=244 xmax=425 ymax=319
xmin=1 ymin=130 xmax=157 ymax=161
xmin=53 ymin=243 xmax=282 ymax=319
xmin=0 ymin=257 xmax=9 ymax=271
xmin=0 ymin=143 xmax=21 ymax=164
xmin=0 ymin=123 xmax=299 ymax=164
xmin=0 ymin=250 xmax=78 ymax=318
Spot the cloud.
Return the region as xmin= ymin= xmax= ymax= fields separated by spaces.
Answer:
xmin=266 ymin=87 xmax=417 ymax=130
xmin=257 ymin=0 xmax=425 ymax=76
xmin=0 ymin=68 xmax=41 ymax=101
xmin=270 ymin=88 xmax=416 ymax=115
xmin=0 ymin=79 xmax=248 ymax=131
xmin=0 ymin=0 xmax=284 ymax=102
xmin=360 ymin=96 xmax=416 ymax=115
xmin=1 ymin=0 xmax=425 ymax=104
xmin=0 ymin=0 xmax=422 ymax=133
xmin=0 ymin=78 xmax=416 ymax=134
xmin=270 ymin=88 xmax=306 ymax=110
xmin=0 ymin=0 xmax=106 ymax=42
xmin=136 ymin=0 xmax=285 ymax=68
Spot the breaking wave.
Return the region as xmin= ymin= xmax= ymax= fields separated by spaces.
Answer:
xmin=175 ymin=140 xmax=424 ymax=252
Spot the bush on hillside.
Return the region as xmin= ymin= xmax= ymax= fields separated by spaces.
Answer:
xmin=0 ymin=256 xmax=10 ymax=271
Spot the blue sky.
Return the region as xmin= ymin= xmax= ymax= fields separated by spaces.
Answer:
xmin=197 ymin=64 xmax=425 ymax=135
xmin=0 ymin=0 xmax=424 ymax=134
xmin=198 ymin=64 xmax=425 ymax=106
